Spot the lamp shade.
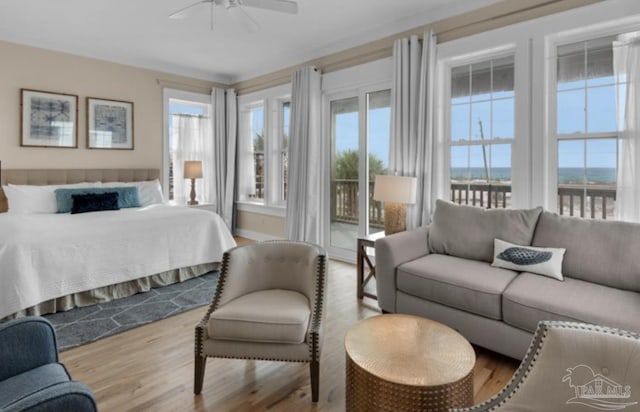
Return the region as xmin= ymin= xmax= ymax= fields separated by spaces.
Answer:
xmin=184 ymin=161 xmax=203 ymax=179
xmin=373 ymin=175 xmax=417 ymax=204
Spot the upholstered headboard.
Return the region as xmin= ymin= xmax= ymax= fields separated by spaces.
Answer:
xmin=0 ymin=168 xmax=160 ymax=213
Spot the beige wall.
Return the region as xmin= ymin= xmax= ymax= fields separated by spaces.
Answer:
xmin=0 ymin=40 xmax=222 ymax=170
xmin=236 ymin=210 xmax=286 ymax=239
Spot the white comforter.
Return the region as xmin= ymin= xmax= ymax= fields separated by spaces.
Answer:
xmin=0 ymin=205 xmax=236 ymax=319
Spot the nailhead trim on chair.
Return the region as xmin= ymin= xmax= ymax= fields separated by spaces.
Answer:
xmin=451 ymin=321 xmax=640 ymax=411
xmin=195 ymin=251 xmax=231 ymax=358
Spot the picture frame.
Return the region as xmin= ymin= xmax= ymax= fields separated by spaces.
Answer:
xmin=20 ymin=89 xmax=78 ymax=148
xmin=87 ymin=97 xmax=134 ymax=150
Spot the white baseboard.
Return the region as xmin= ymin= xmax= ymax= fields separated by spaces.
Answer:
xmin=234 ymin=229 xmax=284 ymax=242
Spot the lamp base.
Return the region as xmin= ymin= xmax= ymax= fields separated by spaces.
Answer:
xmin=188 ymin=178 xmax=198 ymax=205
xmin=384 ymin=202 xmax=406 ymax=235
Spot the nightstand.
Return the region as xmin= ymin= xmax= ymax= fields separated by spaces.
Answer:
xmin=168 ymin=201 xmax=216 ymax=213
xmin=357 ymin=231 xmax=385 ymax=300
xmin=188 ymin=203 xmax=216 ymax=213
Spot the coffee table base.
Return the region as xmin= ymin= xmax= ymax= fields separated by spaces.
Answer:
xmin=345 ymin=355 xmax=474 ymax=412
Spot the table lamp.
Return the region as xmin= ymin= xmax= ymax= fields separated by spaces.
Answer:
xmin=184 ymin=160 xmax=203 ymax=205
xmin=373 ymin=175 xmax=417 ymax=235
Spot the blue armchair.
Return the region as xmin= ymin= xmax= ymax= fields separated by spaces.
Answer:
xmin=0 ymin=317 xmax=97 ymax=412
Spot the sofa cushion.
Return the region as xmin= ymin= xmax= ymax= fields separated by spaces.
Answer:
xmin=503 ymin=272 xmax=640 ymax=333
xmin=208 ymin=289 xmax=310 ymax=344
xmin=0 ymin=363 xmax=70 ymax=409
xmin=428 ymin=199 xmax=543 ymax=262
xmin=397 ymin=254 xmax=518 ymax=320
xmin=532 ymin=211 xmax=640 ymax=292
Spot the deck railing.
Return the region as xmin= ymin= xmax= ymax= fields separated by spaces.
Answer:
xmin=331 ymin=180 xmax=383 ymax=227
xmin=450 ymin=181 xmax=617 ymax=219
xmin=331 ymin=180 xmax=617 ymax=225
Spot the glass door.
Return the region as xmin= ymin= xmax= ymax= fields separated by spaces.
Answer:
xmin=327 ymin=87 xmax=391 ymax=256
xmin=330 ymin=96 xmax=360 ymax=251
xmin=366 ymin=90 xmax=391 ymax=237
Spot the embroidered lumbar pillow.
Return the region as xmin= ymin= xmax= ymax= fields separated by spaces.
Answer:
xmin=492 ymin=238 xmax=566 ymax=280
xmin=70 ymin=192 xmax=120 ymax=214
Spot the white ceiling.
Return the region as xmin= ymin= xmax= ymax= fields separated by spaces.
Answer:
xmin=0 ymin=0 xmax=500 ymax=84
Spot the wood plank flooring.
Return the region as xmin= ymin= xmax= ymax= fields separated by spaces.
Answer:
xmin=61 ymin=240 xmax=519 ymax=411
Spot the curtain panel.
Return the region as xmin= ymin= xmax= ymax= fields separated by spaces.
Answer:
xmin=286 ymin=67 xmax=322 ymax=243
xmin=172 ymin=114 xmax=212 ymax=204
xmin=211 ymin=87 xmax=237 ymax=230
xmin=389 ymin=31 xmax=438 ymax=229
xmin=615 ymin=36 xmax=640 ymax=222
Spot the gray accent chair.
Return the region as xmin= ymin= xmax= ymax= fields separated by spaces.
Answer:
xmin=194 ymin=241 xmax=328 ymax=402
xmin=0 ymin=317 xmax=97 ymax=412
xmin=454 ymin=321 xmax=640 ymax=411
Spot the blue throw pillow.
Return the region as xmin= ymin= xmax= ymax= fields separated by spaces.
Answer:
xmin=55 ymin=187 xmax=141 ymax=213
xmin=71 ymin=192 xmax=120 ymax=214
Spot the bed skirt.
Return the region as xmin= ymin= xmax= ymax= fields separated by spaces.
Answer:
xmin=2 ymin=262 xmax=219 ymax=321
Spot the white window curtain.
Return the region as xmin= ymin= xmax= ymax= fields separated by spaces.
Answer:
xmin=286 ymin=67 xmax=322 ymax=243
xmin=615 ymin=34 xmax=640 ymax=222
xmin=172 ymin=114 xmax=213 ymax=204
xmin=211 ymin=87 xmax=237 ymax=229
xmin=389 ymin=31 xmax=438 ymax=229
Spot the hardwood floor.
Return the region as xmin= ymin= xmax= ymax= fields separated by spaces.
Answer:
xmin=61 ymin=242 xmax=519 ymax=411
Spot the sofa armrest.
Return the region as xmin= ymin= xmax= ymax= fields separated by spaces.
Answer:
xmin=0 ymin=317 xmax=58 ymax=381
xmin=375 ymin=226 xmax=430 ymax=312
xmin=3 ymin=381 xmax=97 ymax=412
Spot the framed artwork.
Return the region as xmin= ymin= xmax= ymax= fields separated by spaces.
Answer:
xmin=21 ymin=89 xmax=78 ymax=148
xmin=87 ymin=97 xmax=134 ymax=150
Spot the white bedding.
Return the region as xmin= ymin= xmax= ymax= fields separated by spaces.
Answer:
xmin=0 ymin=204 xmax=236 ymax=319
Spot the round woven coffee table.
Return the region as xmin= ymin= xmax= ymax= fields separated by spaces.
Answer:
xmin=345 ymin=314 xmax=475 ymax=411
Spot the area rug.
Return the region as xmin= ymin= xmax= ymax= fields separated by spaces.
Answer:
xmin=45 ymin=271 xmax=218 ymax=351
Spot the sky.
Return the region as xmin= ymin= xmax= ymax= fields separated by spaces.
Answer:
xmin=333 ymin=108 xmax=390 ymax=169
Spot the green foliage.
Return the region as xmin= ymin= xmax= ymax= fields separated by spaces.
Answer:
xmin=253 ymin=133 xmax=264 ymax=151
xmin=334 ymin=149 xmax=386 ymax=180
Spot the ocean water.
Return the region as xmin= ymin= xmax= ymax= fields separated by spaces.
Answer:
xmin=451 ymin=167 xmax=616 ymax=184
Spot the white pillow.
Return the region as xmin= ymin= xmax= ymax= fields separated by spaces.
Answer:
xmin=4 ymin=182 xmax=98 ymax=214
xmin=492 ymin=238 xmax=566 ymax=281
xmin=101 ymin=180 xmax=164 ymax=207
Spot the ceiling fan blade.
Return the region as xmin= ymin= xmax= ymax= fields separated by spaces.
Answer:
xmin=229 ymin=6 xmax=261 ymax=32
xmin=240 ymin=0 xmax=298 ymax=14
xmin=169 ymin=0 xmax=209 ymax=19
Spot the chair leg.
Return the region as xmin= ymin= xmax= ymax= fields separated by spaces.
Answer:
xmin=310 ymin=360 xmax=319 ymax=402
xmin=194 ymin=354 xmax=207 ymax=395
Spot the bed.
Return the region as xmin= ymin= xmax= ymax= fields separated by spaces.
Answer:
xmin=0 ymin=168 xmax=236 ymax=320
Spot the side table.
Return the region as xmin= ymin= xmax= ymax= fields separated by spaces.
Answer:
xmin=188 ymin=203 xmax=216 ymax=213
xmin=357 ymin=231 xmax=385 ymax=300
xmin=168 ymin=201 xmax=216 ymax=213
xmin=345 ymin=314 xmax=475 ymax=411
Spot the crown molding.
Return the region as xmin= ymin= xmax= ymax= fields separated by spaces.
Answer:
xmin=231 ymin=0 xmax=605 ymax=95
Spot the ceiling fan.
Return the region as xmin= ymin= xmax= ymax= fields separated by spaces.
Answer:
xmin=169 ymin=0 xmax=298 ymax=32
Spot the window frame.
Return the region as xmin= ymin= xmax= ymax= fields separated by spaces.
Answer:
xmin=545 ymin=21 xmax=640 ymax=214
xmin=162 ymin=88 xmax=212 ymax=201
xmin=236 ymin=84 xmax=291 ymax=217
xmin=442 ymin=46 xmax=524 ymax=208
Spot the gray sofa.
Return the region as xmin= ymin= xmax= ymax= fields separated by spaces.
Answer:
xmin=375 ymin=199 xmax=640 ymax=359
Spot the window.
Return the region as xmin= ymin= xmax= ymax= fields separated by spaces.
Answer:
xmin=449 ymin=56 xmax=515 ymax=208
xmin=237 ymin=86 xmax=290 ymax=211
xmin=280 ymin=101 xmax=290 ymax=202
xmin=166 ymin=96 xmax=211 ymax=202
xmin=249 ymin=104 xmax=265 ymax=201
xmin=555 ymin=36 xmax=625 ymax=219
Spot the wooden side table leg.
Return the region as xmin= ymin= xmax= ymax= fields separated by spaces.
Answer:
xmin=357 ymin=241 xmax=364 ymax=299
